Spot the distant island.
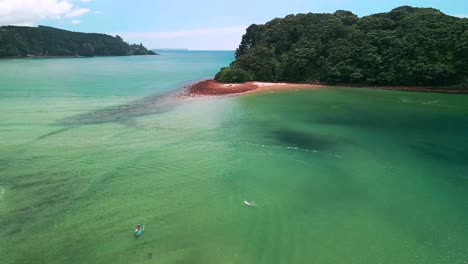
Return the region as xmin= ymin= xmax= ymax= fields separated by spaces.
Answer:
xmin=0 ymin=25 xmax=157 ymax=58
xmin=215 ymin=6 xmax=468 ymax=89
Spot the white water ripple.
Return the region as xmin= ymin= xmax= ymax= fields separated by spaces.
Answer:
xmin=0 ymin=186 xmax=5 ymax=203
xmin=235 ymin=141 xmax=344 ymax=159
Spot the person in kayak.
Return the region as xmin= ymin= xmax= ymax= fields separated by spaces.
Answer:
xmin=135 ymin=224 xmax=142 ymax=236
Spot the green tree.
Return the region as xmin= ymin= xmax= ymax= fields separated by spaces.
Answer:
xmin=216 ymin=6 xmax=468 ymax=87
xmin=215 ymin=67 xmax=253 ymax=83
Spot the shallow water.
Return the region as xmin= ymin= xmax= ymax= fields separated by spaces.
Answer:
xmin=1 ymin=52 xmax=468 ymax=264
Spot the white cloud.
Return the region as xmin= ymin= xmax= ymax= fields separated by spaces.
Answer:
xmin=0 ymin=0 xmax=92 ymax=26
xmin=116 ymin=26 xmax=248 ymax=50
xmin=65 ymin=8 xmax=90 ymax=18
xmin=95 ymin=10 xmax=101 ymax=14
xmin=71 ymin=20 xmax=80 ymax=24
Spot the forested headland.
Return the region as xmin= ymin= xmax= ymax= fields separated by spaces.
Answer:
xmin=0 ymin=25 xmax=156 ymax=58
xmin=216 ymin=6 xmax=468 ymax=87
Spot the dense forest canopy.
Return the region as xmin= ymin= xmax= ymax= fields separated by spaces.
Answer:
xmin=216 ymin=6 xmax=468 ymax=87
xmin=0 ymin=25 xmax=156 ymax=57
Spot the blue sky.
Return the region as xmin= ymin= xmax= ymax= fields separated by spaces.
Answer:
xmin=1 ymin=0 xmax=467 ymax=50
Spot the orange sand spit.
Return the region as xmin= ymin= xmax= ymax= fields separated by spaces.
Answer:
xmin=183 ymin=79 xmax=468 ymax=97
xmin=184 ymin=79 xmax=323 ymax=96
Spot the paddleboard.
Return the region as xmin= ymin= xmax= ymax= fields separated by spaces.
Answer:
xmin=135 ymin=228 xmax=143 ymax=236
xmin=244 ymin=200 xmax=254 ymax=206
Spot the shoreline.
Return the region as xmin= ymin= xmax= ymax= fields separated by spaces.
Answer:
xmin=183 ymin=79 xmax=468 ymax=97
xmin=330 ymin=83 xmax=468 ymax=94
xmin=0 ymin=54 xmax=159 ymax=60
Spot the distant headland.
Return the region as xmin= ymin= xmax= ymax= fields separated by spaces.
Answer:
xmin=214 ymin=6 xmax=468 ymax=90
xmin=0 ymin=25 xmax=157 ymax=58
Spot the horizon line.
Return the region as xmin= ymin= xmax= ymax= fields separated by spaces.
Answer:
xmin=152 ymin=49 xmax=236 ymax=51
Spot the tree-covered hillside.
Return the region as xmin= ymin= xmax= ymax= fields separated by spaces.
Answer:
xmin=216 ymin=6 xmax=468 ymax=87
xmin=0 ymin=25 xmax=157 ymax=58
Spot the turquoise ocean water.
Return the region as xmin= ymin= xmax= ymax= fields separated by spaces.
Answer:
xmin=0 ymin=51 xmax=467 ymax=263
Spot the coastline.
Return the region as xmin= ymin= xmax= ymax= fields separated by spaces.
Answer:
xmin=0 ymin=54 xmax=159 ymax=60
xmin=184 ymin=79 xmax=468 ymax=97
xmin=330 ymin=83 xmax=468 ymax=94
xmin=27 ymin=54 xmax=84 ymax=58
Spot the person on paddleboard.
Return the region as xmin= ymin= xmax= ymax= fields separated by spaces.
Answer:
xmin=135 ymin=224 xmax=142 ymax=236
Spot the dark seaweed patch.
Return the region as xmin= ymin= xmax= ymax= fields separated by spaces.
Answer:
xmin=8 ymin=173 xmax=69 ymax=191
xmin=272 ymin=129 xmax=334 ymax=150
xmin=35 ymin=127 xmax=73 ymax=141
xmin=57 ymin=90 xmax=183 ymax=125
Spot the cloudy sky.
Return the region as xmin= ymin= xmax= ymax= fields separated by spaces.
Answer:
xmin=0 ymin=0 xmax=466 ymax=50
